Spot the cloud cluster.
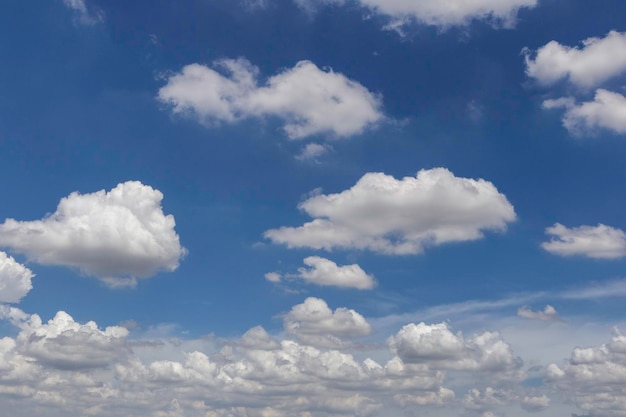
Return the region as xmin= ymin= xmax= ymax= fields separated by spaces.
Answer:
xmin=0 ymin=303 xmax=534 ymax=417
xmin=542 ymin=223 xmax=626 ymax=259
xmin=265 ymin=168 xmax=516 ymax=254
xmin=0 ymin=252 xmax=34 ymax=303
xmin=297 ymin=0 xmax=537 ymax=29
xmin=267 ymin=256 xmax=376 ymax=289
xmin=0 ymin=181 xmax=186 ymax=287
xmin=158 ymin=59 xmax=383 ymax=139
xmin=547 ymin=331 xmax=626 ymax=416
xmin=283 ymin=297 xmax=372 ymax=346
xmin=388 ymin=322 xmax=522 ymax=374
xmin=525 ymin=31 xmax=626 ymax=136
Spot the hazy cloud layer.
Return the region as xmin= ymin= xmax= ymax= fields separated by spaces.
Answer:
xmin=297 ymin=0 xmax=537 ymax=28
xmin=0 ymin=252 xmax=34 ymax=303
xmin=0 ymin=181 xmax=186 ymax=286
xmin=158 ymin=59 xmax=383 ymax=139
xmin=525 ymin=31 xmax=626 ymax=89
xmin=265 ymin=168 xmax=516 ymax=254
xmin=542 ymin=223 xmax=626 ymax=259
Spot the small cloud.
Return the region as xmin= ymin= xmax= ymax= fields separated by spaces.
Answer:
xmin=542 ymin=223 xmax=626 ymax=259
xmin=517 ymin=305 xmax=562 ymax=322
xmin=296 ymin=143 xmax=331 ymax=161
xmin=62 ymin=0 xmax=104 ymax=25
xmin=264 ymin=272 xmax=282 ymax=283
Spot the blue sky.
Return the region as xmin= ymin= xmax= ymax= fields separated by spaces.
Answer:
xmin=1 ymin=0 xmax=626 ymax=416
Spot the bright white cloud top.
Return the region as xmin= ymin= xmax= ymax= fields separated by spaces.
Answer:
xmin=284 ymin=297 xmax=372 ymax=346
xmin=542 ymin=223 xmax=626 ymax=259
xmin=543 ymin=89 xmax=626 ymax=135
xmin=0 ymin=252 xmax=34 ymax=303
xmin=158 ymin=58 xmax=383 ymax=139
xmin=265 ymin=168 xmax=516 ymax=254
xmin=524 ymin=31 xmax=626 ymax=89
xmin=298 ymin=0 xmax=537 ymax=28
xmin=0 ymin=181 xmax=186 ymax=286
xmin=267 ymin=256 xmax=376 ymax=289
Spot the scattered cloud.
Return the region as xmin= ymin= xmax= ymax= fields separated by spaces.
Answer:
xmin=517 ymin=305 xmax=561 ymax=322
xmin=265 ymin=168 xmax=516 ymax=254
xmin=520 ymin=394 xmax=550 ymax=412
xmin=158 ymin=59 xmax=384 ymax=139
xmin=296 ymin=0 xmax=537 ymax=29
xmin=62 ymin=0 xmax=104 ymax=25
xmin=296 ymin=143 xmax=331 ymax=161
xmin=542 ymin=223 xmax=626 ymax=259
xmin=0 ymin=181 xmax=186 ymax=286
xmin=283 ymin=297 xmax=372 ymax=346
xmin=267 ymin=256 xmax=375 ymax=289
xmin=543 ymin=90 xmax=626 ymax=136
xmin=524 ymin=31 xmax=626 ymax=89
xmin=0 ymin=252 xmax=34 ymax=303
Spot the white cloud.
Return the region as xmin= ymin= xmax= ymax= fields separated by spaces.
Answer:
xmin=283 ymin=297 xmax=371 ymax=346
xmin=291 ymin=256 xmax=376 ymax=289
xmin=264 ymin=272 xmax=282 ymax=283
xmin=62 ymin=0 xmax=103 ymax=25
xmin=543 ymin=90 xmax=626 ymax=135
xmin=547 ymin=330 xmax=626 ymax=416
xmin=524 ymin=31 xmax=626 ymax=89
xmin=265 ymin=168 xmax=516 ymax=255
xmin=387 ymin=322 xmax=522 ymax=374
xmin=158 ymin=59 xmax=383 ymax=139
xmin=0 ymin=181 xmax=186 ymax=286
xmin=14 ymin=310 xmax=130 ymax=370
xmin=296 ymin=143 xmax=331 ymax=161
xmin=521 ymin=395 xmax=550 ymax=412
xmin=542 ymin=223 xmax=626 ymax=259
xmin=0 ymin=252 xmax=34 ymax=303
xmin=297 ymin=0 xmax=537 ymax=29
xmin=517 ymin=305 xmax=561 ymax=322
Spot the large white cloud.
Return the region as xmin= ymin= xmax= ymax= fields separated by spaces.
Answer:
xmin=0 ymin=181 xmax=186 ymax=287
xmin=15 ymin=310 xmax=130 ymax=370
xmin=524 ymin=31 xmax=626 ymax=89
xmin=158 ymin=59 xmax=383 ymax=139
xmin=0 ymin=252 xmax=34 ymax=303
xmin=283 ymin=297 xmax=372 ymax=347
xmin=387 ymin=322 xmax=522 ymax=374
xmin=297 ymin=0 xmax=537 ymax=28
xmin=541 ymin=223 xmax=626 ymax=259
xmin=543 ymin=90 xmax=626 ymax=136
xmin=265 ymin=168 xmax=516 ymax=254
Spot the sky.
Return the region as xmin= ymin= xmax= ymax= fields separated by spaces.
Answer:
xmin=1 ymin=0 xmax=626 ymax=416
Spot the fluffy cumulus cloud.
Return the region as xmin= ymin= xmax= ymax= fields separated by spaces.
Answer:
xmin=524 ymin=31 xmax=626 ymax=89
xmin=158 ymin=58 xmax=383 ymax=139
xmin=542 ymin=223 xmax=626 ymax=259
xmin=546 ymin=331 xmax=626 ymax=416
xmin=0 ymin=181 xmax=186 ymax=287
xmin=268 ymin=256 xmax=375 ymax=289
xmin=297 ymin=0 xmax=537 ymax=28
xmin=0 ymin=303 xmax=546 ymax=417
xmin=265 ymin=168 xmax=516 ymax=255
xmin=14 ymin=310 xmax=130 ymax=370
xmin=387 ymin=322 xmax=522 ymax=374
xmin=0 ymin=252 xmax=34 ymax=303
xmin=543 ymin=90 xmax=626 ymax=135
xmin=517 ymin=305 xmax=561 ymax=322
xmin=283 ymin=297 xmax=371 ymax=346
